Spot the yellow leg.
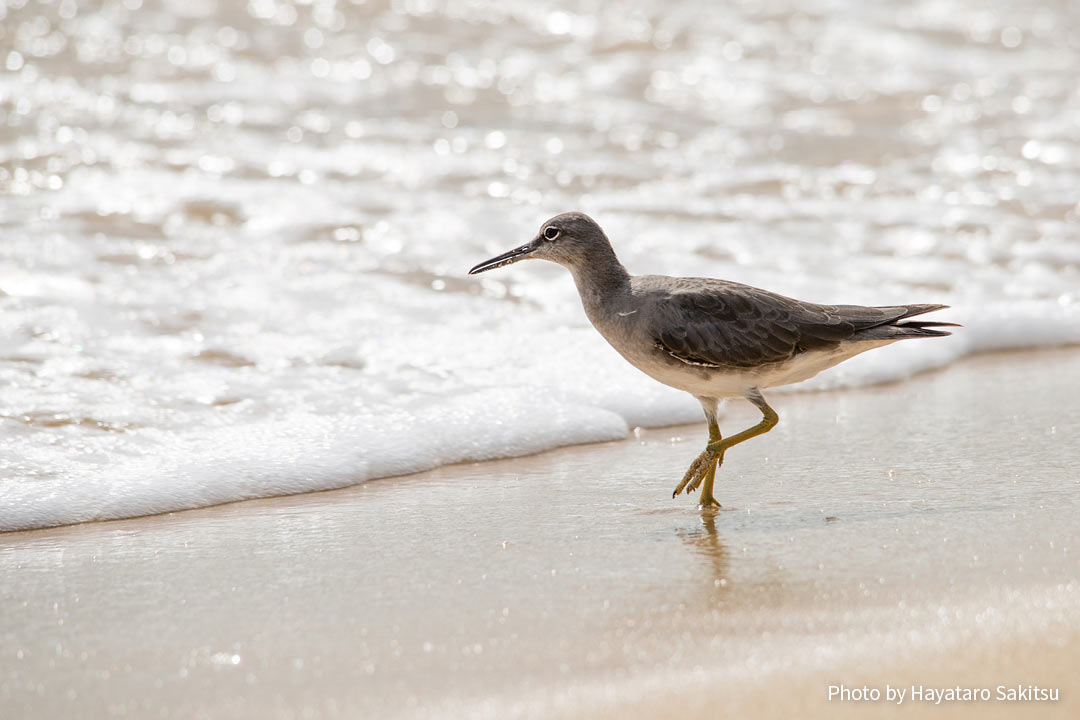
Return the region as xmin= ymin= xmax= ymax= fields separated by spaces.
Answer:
xmin=673 ymin=390 xmax=779 ymax=509
xmin=672 ymin=398 xmax=722 ymax=499
xmin=697 ymin=410 xmax=723 ymax=509
xmin=697 ymin=460 xmax=721 ymax=509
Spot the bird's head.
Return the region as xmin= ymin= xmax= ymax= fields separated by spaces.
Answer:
xmin=468 ymin=212 xmax=613 ymax=275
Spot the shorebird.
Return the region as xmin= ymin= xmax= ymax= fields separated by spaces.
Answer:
xmin=468 ymin=213 xmax=956 ymax=509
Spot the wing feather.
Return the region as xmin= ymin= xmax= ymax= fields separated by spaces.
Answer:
xmin=649 ymin=280 xmax=925 ymax=369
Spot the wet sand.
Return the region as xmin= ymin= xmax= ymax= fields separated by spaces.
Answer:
xmin=2 ymin=349 xmax=1079 ymax=719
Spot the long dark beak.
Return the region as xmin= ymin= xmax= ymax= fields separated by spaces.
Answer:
xmin=468 ymin=241 xmax=538 ymax=275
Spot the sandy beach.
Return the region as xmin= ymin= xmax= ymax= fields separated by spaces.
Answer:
xmin=4 ymin=0 xmax=1080 ymax=717
xmin=3 ymin=348 xmax=1078 ymax=718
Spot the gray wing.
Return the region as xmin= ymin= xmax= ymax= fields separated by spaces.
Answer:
xmin=650 ymin=279 xmax=948 ymax=369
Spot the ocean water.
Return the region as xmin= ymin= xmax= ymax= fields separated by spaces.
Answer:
xmin=1 ymin=0 xmax=1078 ymax=531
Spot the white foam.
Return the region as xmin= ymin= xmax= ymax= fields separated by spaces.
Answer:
xmin=4 ymin=298 xmax=1077 ymax=532
xmin=0 ymin=392 xmax=630 ymax=532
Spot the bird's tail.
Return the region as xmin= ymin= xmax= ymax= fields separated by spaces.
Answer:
xmin=891 ymin=320 xmax=960 ymax=337
xmin=889 ymin=304 xmax=960 ymax=337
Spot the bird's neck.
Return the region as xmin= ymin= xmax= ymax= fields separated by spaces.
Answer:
xmin=567 ymin=248 xmax=631 ymax=320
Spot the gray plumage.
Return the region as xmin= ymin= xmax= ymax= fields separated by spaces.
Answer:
xmin=648 ymin=279 xmax=952 ymax=369
xmin=469 ymin=212 xmax=957 ymax=508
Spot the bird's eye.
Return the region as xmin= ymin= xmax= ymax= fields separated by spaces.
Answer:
xmin=543 ymin=227 xmax=560 ymax=240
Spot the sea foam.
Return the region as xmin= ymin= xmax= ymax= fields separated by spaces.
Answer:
xmin=2 ymin=298 xmax=1076 ymax=532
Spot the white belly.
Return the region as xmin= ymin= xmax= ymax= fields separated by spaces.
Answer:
xmin=620 ymin=340 xmax=896 ymax=399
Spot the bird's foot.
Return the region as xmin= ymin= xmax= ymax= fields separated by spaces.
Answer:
xmin=672 ymin=446 xmax=723 ymax=499
xmin=698 ymin=495 xmax=722 ymax=511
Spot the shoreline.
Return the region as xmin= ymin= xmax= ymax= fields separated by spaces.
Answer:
xmin=3 ymin=347 xmax=1078 ymax=718
xmin=5 ymin=344 xmax=1078 ymax=536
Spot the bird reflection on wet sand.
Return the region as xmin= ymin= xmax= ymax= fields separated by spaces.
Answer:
xmin=678 ymin=512 xmax=732 ymax=601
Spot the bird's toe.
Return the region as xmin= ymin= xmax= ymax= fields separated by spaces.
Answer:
xmin=673 ymin=449 xmax=719 ymax=498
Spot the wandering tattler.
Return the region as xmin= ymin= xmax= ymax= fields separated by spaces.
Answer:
xmin=468 ymin=212 xmax=957 ymax=509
